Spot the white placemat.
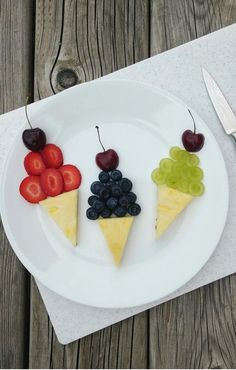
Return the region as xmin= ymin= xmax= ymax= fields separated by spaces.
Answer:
xmin=1 ymin=24 xmax=236 ymax=345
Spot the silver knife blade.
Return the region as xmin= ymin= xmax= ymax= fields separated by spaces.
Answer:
xmin=202 ymin=67 xmax=236 ymax=135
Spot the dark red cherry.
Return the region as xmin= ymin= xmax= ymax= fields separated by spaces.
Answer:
xmin=182 ymin=130 xmax=205 ymax=152
xmin=96 ymin=149 xmax=119 ymax=171
xmin=95 ymin=126 xmax=119 ymax=172
xmin=22 ymin=98 xmax=47 ymax=151
xmin=182 ymin=109 xmax=205 ymax=152
xmin=22 ymin=128 xmax=46 ymax=151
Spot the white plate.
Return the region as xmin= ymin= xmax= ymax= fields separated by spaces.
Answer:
xmin=0 ymin=80 xmax=229 ymax=308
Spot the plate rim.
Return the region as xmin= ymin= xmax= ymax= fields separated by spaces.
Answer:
xmin=0 ymin=78 xmax=229 ymax=308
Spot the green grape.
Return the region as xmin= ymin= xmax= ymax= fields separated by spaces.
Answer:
xmin=160 ymin=158 xmax=174 ymax=173
xmin=177 ymin=179 xmax=189 ymax=194
xmin=188 ymin=167 xmax=203 ymax=181
xmin=166 ymin=174 xmax=179 ymax=189
xmin=151 ymin=168 xmax=158 ymax=183
xmin=172 ymin=161 xmax=184 ymax=174
xmin=179 ymin=164 xmax=190 ymax=179
xmin=189 ymin=182 xmax=205 ymax=196
xmin=171 ymin=162 xmax=184 ymax=179
xmin=176 ymin=149 xmax=190 ymax=163
xmin=170 ymin=146 xmax=181 ymax=160
xmin=151 ymin=168 xmax=165 ymax=185
xmin=186 ymin=154 xmax=200 ymax=167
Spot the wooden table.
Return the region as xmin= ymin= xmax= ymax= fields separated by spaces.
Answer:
xmin=1 ymin=1 xmax=236 ymax=368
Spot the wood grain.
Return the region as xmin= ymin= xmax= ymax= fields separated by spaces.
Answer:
xmin=35 ymin=0 xmax=150 ymax=96
xmin=0 ymin=0 xmax=34 ymax=112
xmin=0 ymin=0 xmax=34 ymax=368
xmin=150 ymin=0 xmax=236 ymax=56
xmin=149 ymin=277 xmax=236 ymax=369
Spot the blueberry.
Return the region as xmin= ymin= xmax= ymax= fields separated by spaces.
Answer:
xmin=90 ymin=181 xmax=103 ymax=195
xmin=99 ymin=187 xmax=110 ymax=200
xmin=111 ymin=184 xmax=122 ymax=198
xmin=98 ymin=171 xmax=110 ymax=183
xmin=110 ymin=170 xmax=122 ymax=181
xmin=93 ymin=200 xmax=105 ymax=212
xmin=128 ymin=203 xmax=141 ymax=216
xmin=119 ymin=195 xmax=129 ymax=207
xmin=105 ymin=179 xmax=113 ymax=190
xmin=100 ymin=208 xmax=112 ymax=218
xmin=106 ymin=197 xmax=118 ymax=210
xmin=86 ymin=207 xmax=99 ymax=220
xmin=88 ymin=195 xmax=99 ymax=206
xmin=114 ymin=206 xmax=127 ymax=217
xmin=120 ymin=178 xmax=132 ymax=193
xmin=126 ymin=192 xmax=137 ymax=204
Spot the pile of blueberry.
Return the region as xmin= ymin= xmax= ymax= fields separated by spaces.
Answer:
xmin=86 ymin=170 xmax=141 ymax=220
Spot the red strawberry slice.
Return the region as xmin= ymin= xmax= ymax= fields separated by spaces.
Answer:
xmin=19 ymin=176 xmax=47 ymax=203
xmin=59 ymin=165 xmax=82 ymax=191
xmin=40 ymin=168 xmax=64 ymax=196
xmin=24 ymin=152 xmax=46 ymax=175
xmin=41 ymin=144 xmax=63 ymax=168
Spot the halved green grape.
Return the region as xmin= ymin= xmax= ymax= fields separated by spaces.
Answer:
xmin=179 ymin=164 xmax=190 ymax=179
xmin=172 ymin=161 xmax=185 ymax=175
xmin=187 ymin=166 xmax=203 ymax=181
xmin=177 ymin=179 xmax=189 ymax=194
xmin=170 ymin=146 xmax=181 ymax=160
xmin=176 ymin=149 xmax=190 ymax=163
xmin=166 ymin=174 xmax=179 ymax=189
xmin=186 ymin=154 xmax=200 ymax=167
xmin=189 ymin=182 xmax=205 ymax=196
xmin=160 ymin=158 xmax=174 ymax=173
xmin=151 ymin=168 xmax=165 ymax=185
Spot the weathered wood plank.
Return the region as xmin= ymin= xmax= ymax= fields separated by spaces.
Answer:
xmin=0 ymin=1 xmax=34 ymax=367
xmin=150 ymin=0 xmax=196 ymax=55
xmin=149 ymin=277 xmax=236 ymax=369
xmin=34 ymin=0 xmax=64 ymax=99
xmin=0 ymin=0 xmax=34 ymax=112
xmin=150 ymin=0 xmax=236 ymax=56
xmin=149 ymin=0 xmax=236 ymax=368
xmin=30 ymin=0 xmax=149 ymax=368
xmin=35 ymin=0 xmax=149 ymax=95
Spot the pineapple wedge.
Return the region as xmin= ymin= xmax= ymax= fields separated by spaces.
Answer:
xmin=156 ymin=185 xmax=193 ymax=238
xmin=39 ymin=190 xmax=78 ymax=246
xmin=98 ymin=217 xmax=134 ymax=265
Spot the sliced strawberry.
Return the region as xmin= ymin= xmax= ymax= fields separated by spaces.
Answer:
xmin=19 ymin=176 xmax=47 ymax=203
xmin=40 ymin=168 xmax=64 ymax=196
xmin=59 ymin=165 xmax=82 ymax=191
xmin=24 ymin=151 xmax=46 ymax=175
xmin=41 ymin=144 xmax=63 ymax=168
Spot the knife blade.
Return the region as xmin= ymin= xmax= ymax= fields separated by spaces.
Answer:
xmin=202 ymin=67 xmax=236 ymax=136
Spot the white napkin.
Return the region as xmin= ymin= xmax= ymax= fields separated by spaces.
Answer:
xmin=1 ymin=24 xmax=236 ymax=344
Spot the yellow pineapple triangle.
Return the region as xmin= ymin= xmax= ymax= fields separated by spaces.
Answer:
xmin=98 ymin=217 xmax=134 ymax=265
xmin=39 ymin=190 xmax=78 ymax=246
xmin=156 ymin=185 xmax=193 ymax=238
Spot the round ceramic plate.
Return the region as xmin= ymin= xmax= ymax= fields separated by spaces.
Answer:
xmin=1 ymin=80 xmax=229 ymax=308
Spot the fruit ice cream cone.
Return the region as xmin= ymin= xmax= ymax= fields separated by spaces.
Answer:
xmin=86 ymin=126 xmax=141 ymax=265
xmin=40 ymin=190 xmax=78 ymax=246
xmin=152 ymin=146 xmax=205 ymax=239
xmin=98 ymin=216 xmax=134 ymax=265
xmin=156 ymin=185 xmax=193 ymax=239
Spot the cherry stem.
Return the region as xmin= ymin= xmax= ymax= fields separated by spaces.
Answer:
xmin=25 ymin=97 xmax=33 ymax=129
xmin=95 ymin=126 xmax=106 ymax=152
xmin=188 ymin=109 xmax=196 ymax=134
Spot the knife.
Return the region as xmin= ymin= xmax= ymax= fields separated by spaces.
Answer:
xmin=202 ymin=67 xmax=236 ymax=141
